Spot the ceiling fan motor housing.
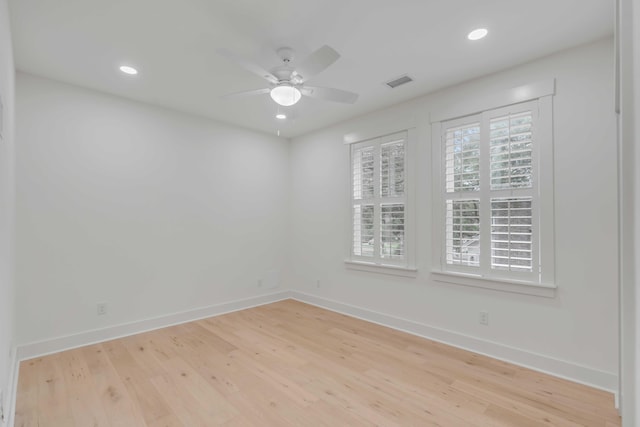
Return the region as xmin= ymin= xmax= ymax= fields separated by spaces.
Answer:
xmin=276 ymin=47 xmax=295 ymax=63
xmin=272 ymin=47 xmax=299 ymax=84
xmin=271 ymin=66 xmax=296 ymax=83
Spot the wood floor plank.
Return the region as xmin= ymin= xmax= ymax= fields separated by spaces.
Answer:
xmin=35 ymin=355 xmax=75 ymax=426
xmin=362 ymin=368 xmax=495 ymax=425
xmin=13 ymin=359 xmax=41 ymax=427
xmin=81 ymin=344 xmax=148 ymax=426
xmin=14 ymin=299 xmax=621 ymax=426
xmin=450 ymin=378 xmax=586 ymax=427
xmin=300 ymin=364 xmax=405 ymax=427
xmin=55 ymin=349 xmax=111 ymax=426
xmin=101 ymin=340 xmax=181 ymax=425
xmin=452 ymin=378 xmax=610 ymax=427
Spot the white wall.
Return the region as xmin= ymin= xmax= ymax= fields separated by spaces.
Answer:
xmin=0 ymin=0 xmax=15 ymax=421
xmin=289 ymin=39 xmax=619 ymax=391
xmin=618 ymin=0 xmax=640 ymax=423
xmin=635 ymin=0 xmax=640 ymax=414
xmin=15 ymin=73 xmax=290 ymax=345
xmin=633 ymin=0 xmax=640 ymax=421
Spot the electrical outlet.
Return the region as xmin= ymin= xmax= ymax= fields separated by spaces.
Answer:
xmin=257 ymin=279 xmax=263 ymax=288
xmin=479 ymin=310 xmax=489 ymax=326
xmin=315 ymin=280 xmax=320 ymax=288
xmin=97 ymin=303 xmax=108 ymax=316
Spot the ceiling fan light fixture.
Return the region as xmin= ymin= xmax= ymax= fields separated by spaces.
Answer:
xmin=270 ymin=85 xmax=302 ymax=106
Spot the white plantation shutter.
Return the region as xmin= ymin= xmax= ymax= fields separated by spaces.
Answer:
xmin=353 ymin=146 xmax=374 ymax=200
xmin=381 ymin=204 xmax=404 ymax=259
xmin=351 ymin=132 xmax=409 ymax=267
xmin=352 ymin=146 xmax=375 ymax=258
xmin=490 ymin=111 xmax=533 ymax=190
xmin=445 ymin=122 xmax=481 ymax=193
xmin=443 ymin=116 xmax=482 ymax=271
xmin=440 ymin=100 xmax=540 ymax=281
xmin=445 ymin=200 xmax=480 ymax=266
xmin=381 ymin=141 xmax=405 ymax=197
xmin=353 ymin=204 xmax=374 ymax=257
xmin=486 ymin=103 xmax=537 ymax=277
xmin=490 ymin=197 xmax=533 ymax=271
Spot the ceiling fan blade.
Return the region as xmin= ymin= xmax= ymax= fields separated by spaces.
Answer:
xmin=294 ymin=45 xmax=340 ymax=82
xmin=222 ymin=88 xmax=271 ymax=99
xmin=301 ymin=86 xmax=358 ymax=104
xmin=216 ymin=48 xmax=278 ymax=84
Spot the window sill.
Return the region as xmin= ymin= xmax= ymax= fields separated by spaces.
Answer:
xmin=431 ymin=271 xmax=557 ymax=298
xmin=345 ymin=260 xmax=418 ymax=278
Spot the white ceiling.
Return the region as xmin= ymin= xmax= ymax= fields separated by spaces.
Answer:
xmin=9 ymin=0 xmax=613 ymax=138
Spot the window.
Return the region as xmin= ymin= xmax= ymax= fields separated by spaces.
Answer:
xmin=350 ymin=131 xmax=414 ymax=270
xmin=434 ymin=98 xmax=554 ymax=288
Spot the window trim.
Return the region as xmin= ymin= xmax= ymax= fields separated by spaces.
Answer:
xmin=345 ymin=260 xmax=418 ymax=277
xmin=431 ymin=81 xmax=556 ymax=295
xmin=430 ymin=79 xmax=555 ymax=123
xmin=431 ymin=271 xmax=556 ymax=298
xmin=346 ymin=128 xmax=417 ymax=272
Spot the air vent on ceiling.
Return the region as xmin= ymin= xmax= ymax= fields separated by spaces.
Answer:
xmin=385 ymin=75 xmax=413 ymax=89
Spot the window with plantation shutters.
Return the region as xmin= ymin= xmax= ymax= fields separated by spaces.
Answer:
xmin=350 ymin=132 xmax=412 ymax=268
xmin=435 ymin=98 xmax=552 ymax=286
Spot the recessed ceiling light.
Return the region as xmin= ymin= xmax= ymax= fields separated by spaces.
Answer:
xmin=467 ymin=28 xmax=488 ymax=41
xmin=276 ymin=114 xmax=287 ymax=120
xmin=119 ymin=65 xmax=138 ymax=75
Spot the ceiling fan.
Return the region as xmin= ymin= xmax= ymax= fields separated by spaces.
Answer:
xmin=217 ymin=45 xmax=358 ymax=107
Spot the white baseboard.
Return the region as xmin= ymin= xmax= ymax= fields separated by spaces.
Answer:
xmin=16 ymin=291 xmax=292 ymax=362
xmin=290 ymin=291 xmax=618 ymax=394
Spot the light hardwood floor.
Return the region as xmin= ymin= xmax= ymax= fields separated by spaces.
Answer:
xmin=15 ymin=299 xmax=621 ymax=426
